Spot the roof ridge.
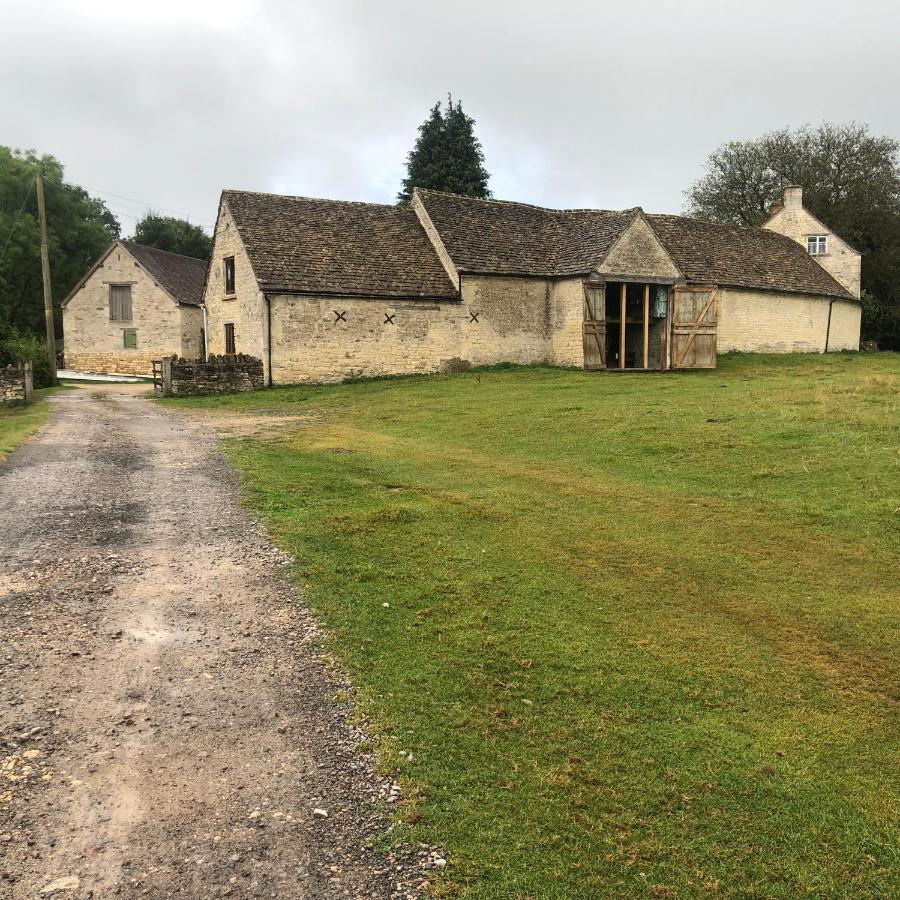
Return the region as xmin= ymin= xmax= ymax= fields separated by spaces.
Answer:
xmin=415 ymin=187 xmax=634 ymax=217
xmin=648 ymin=213 xmax=785 ymax=237
xmin=121 ymin=240 xmax=207 ymax=264
xmin=223 ymin=188 xmax=400 ymax=212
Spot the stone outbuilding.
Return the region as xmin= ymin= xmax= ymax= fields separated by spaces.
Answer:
xmin=202 ymin=186 xmax=861 ymax=384
xmin=62 ymin=241 xmax=207 ymax=375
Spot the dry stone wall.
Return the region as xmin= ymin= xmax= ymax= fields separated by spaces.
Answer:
xmin=1 ymin=362 xmax=33 ymax=403
xmin=162 ymin=355 xmax=264 ymax=396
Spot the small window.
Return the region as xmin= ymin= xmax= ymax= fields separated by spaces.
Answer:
xmin=123 ymin=328 xmax=137 ymax=349
xmin=224 ymin=257 xmax=236 ymax=294
xmin=109 ymin=284 xmax=133 ymax=321
xmin=807 ymin=235 xmax=828 ymax=256
xmin=224 ymin=322 xmax=236 ymax=355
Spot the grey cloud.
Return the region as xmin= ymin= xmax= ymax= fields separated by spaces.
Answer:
xmin=2 ymin=0 xmax=898 ymax=233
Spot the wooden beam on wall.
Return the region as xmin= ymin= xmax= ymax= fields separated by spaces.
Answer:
xmin=643 ymin=283 xmax=650 ymax=370
xmin=619 ymin=282 xmax=626 ymax=370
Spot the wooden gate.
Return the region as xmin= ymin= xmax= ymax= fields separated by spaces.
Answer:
xmin=671 ymin=285 xmax=718 ymax=369
xmin=582 ymin=282 xmax=606 ymax=370
xmin=152 ymin=359 xmax=164 ymax=394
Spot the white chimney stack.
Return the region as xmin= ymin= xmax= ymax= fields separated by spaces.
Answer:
xmin=783 ymin=185 xmax=803 ymax=209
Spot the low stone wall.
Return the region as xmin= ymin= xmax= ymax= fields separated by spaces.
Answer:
xmin=1 ymin=361 xmax=34 ymax=403
xmin=160 ymin=354 xmax=265 ymax=396
xmin=65 ymin=351 xmax=159 ymax=376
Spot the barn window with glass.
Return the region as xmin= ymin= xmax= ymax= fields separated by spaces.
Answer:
xmin=224 ymin=256 xmax=236 ymax=294
xmin=807 ymin=235 xmax=828 ymax=256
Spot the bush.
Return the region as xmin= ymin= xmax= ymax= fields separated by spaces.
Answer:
xmin=0 ymin=325 xmax=53 ymax=387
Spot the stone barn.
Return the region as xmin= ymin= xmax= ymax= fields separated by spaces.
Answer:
xmin=202 ymin=185 xmax=861 ymax=385
xmin=62 ymin=241 xmax=208 ymax=376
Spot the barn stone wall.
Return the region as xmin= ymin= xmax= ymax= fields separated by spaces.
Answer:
xmin=203 ymin=202 xmax=268 ymax=378
xmin=179 ymin=305 xmax=206 ymax=361
xmin=63 ymin=243 xmax=188 ymax=375
xmin=717 ymin=288 xmax=861 ymax=353
xmin=268 ymin=294 xmax=461 ymax=384
xmin=550 ymin=277 xmax=586 ymax=367
xmin=459 ymin=275 xmax=553 ymax=366
xmin=262 ymin=275 xmax=581 ymax=385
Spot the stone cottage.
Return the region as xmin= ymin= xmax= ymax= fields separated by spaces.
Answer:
xmin=202 ymin=185 xmax=861 ymax=384
xmin=62 ymin=241 xmax=207 ymax=375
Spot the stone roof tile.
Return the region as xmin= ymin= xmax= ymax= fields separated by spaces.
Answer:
xmin=417 ymin=189 xmax=854 ymax=300
xmin=222 ymin=190 xmax=459 ymax=300
xmin=648 ymin=215 xmax=852 ymax=300
xmin=121 ymin=242 xmax=208 ymax=307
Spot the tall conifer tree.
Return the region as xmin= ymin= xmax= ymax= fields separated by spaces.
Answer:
xmin=398 ymin=97 xmax=491 ymax=204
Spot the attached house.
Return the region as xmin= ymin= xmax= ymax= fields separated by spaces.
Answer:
xmin=202 ymin=185 xmax=861 ymax=384
xmin=62 ymin=240 xmax=207 ymax=376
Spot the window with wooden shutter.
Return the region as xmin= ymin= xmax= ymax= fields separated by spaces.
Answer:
xmin=123 ymin=328 xmax=137 ymax=349
xmin=109 ymin=284 xmax=133 ymax=321
xmin=224 ymin=322 xmax=236 ymax=355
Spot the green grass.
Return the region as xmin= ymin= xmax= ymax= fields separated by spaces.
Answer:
xmin=0 ymin=388 xmax=61 ymax=461
xmin=168 ymin=354 xmax=900 ymax=898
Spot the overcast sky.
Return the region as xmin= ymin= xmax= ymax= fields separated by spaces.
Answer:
xmin=3 ymin=0 xmax=899 ymax=234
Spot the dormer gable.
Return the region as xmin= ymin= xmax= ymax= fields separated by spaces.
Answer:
xmin=595 ymin=213 xmax=682 ymax=281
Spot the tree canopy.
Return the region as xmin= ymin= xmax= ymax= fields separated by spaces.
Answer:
xmin=398 ymin=97 xmax=492 ymax=204
xmin=132 ymin=212 xmax=211 ymax=260
xmin=0 ymin=147 xmax=119 ymax=337
xmin=685 ymin=123 xmax=900 ymax=349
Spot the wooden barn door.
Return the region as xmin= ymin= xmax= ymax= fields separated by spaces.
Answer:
xmin=582 ymin=282 xmax=606 ymax=370
xmin=671 ymin=285 xmax=718 ymax=369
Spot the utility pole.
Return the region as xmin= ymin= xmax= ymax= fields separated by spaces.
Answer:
xmin=35 ymin=171 xmax=58 ymax=386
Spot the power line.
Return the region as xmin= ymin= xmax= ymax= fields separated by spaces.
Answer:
xmin=0 ymin=180 xmax=35 ymax=266
xmin=41 ymin=172 xmax=215 ymax=230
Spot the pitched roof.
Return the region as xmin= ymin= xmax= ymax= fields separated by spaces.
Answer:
xmin=415 ymin=188 xmax=636 ymax=276
xmin=61 ymin=240 xmax=208 ymax=308
xmin=648 ymin=216 xmax=853 ymax=300
xmin=222 ymin=190 xmax=458 ymax=300
xmin=417 ymin=189 xmax=853 ymax=300
xmin=120 ymin=241 xmax=208 ymax=306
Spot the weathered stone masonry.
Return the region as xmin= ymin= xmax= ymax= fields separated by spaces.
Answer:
xmin=201 ymin=186 xmax=862 ymax=385
xmin=160 ymin=355 xmax=264 ymax=396
xmin=62 ymin=241 xmax=205 ymax=376
xmin=1 ymin=362 xmax=33 ymax=403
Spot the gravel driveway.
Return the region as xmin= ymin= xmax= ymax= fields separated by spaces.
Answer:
xmin=0 ymin=386 xmax=426 ymax=899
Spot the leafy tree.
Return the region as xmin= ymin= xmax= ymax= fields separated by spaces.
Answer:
xmin=398 ymin=97 xmax=492 ymax=204
xmin=0 ymin=147 xmax=118 ymax=338
xmin=132 ymin=212 xmax=211 ymax=259
xmin=685 ymin=124 xmax=900 ymax=349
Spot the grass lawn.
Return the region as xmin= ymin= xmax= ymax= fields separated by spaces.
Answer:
xmin=168 ymin=353 xmax=899 ymax=898
xmin=0 ymin=388 xmax=62 ymax=462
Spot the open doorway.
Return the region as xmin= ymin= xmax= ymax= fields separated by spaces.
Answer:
xmin=604 ymin=281 xmax=669 ymax=370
